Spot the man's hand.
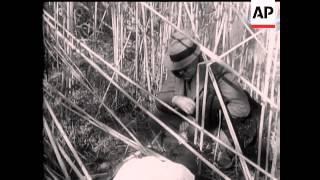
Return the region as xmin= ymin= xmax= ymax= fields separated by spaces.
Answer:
xmin=172 ymin=96 xmax=195 ymax=115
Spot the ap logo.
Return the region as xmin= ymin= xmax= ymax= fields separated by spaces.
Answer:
xmin=251 ymin=0 xmax=276 ymax=28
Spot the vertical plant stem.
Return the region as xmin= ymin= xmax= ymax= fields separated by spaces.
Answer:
xmin=265 ymin=110 xmax=273 ymax=179
xmin=177 ymin=2 xmax=182 ymax=28
xmin=213 ymin=110 xmax=222 ymax=161
xmin=199 ymin=65 xmax=209 ymax=151
xmin=94 ymin=2 xmax=97 ymax=38
xmin=150 ymin=2 xmax=155 ymax=80
xmin=256 ymin=104 xmax=266 ymax=179
xmin=119 ymin=2 xmax=123 ymax=69
xmin=270 ymin=32 xmax=280 ymax=102
xmin=251 ymin=52 xmax=258 ymax=97
xmin=194 ymin=63 xmax=200 ymax=145
xmin=159 ymin=24 xmax=165 ymax=91
xmin=111 ymin=2 xmax=119 ymax=106
xmin=213 ymin=13 xmax=226 ymax=55
xmin=98 ymin=5 xmax=108 ymax=30
xmin=135 ymin=2 xmax=139 ymax=82
xmin=270 ymin=112 xmax=279 ymax=177
xmin=142 ymin=5 xmax=151 ymax=97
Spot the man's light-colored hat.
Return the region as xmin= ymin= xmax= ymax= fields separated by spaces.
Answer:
xmin=164 ymin=30 xmax=201 ymax=71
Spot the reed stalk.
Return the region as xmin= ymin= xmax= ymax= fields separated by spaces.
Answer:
xmin=44 ymin=118 xmax=71 ymax=180
xmin=44 ymin=98 xmax=92 ymax=180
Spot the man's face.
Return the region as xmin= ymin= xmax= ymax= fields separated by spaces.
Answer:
xmin=172 ymin=59 xmax=198 ymax=80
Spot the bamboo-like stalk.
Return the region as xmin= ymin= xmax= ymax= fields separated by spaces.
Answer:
xmin=141 ymin=5 xmax=151 ymax=95
xmin=195 ymin=2 xmax=199 ymax=32
xmin=44 ymin=98 xmax=92 ymax=180
xmin=183 ymin=2 xmax=198 ymax=39
xmin=212 ymin=11 xmax=226 ymax=54
xmin=135 ymin=2 xmax=139 ymax=82
xmin=222 ymin=12 xmax=227 ymax=56
xmin=168 ymin=2 xmax=175 ymax=34
xmin=266 ymin=32 xmax=280 ymax=179
xmin=119 ymin=2 xmax=123 ymax=69
xmin=208 ymin=68 xmax=253 ymax=180
xmin=238 ymin=29 xmax=247 ymax=76
xmin=62 ymin=6 xmax=67 ymax=48
xmin=61 ymin=70 xmax=65 ymax=119
xmin=113 ymin=3 xmax=120 ymax=107
xmin=56 ymin=142 xmax=84 ymax=180
xmin=231 ymin=49 xmax=235 ymax=70
xmin=265 ymin=110 xmax=274 ymax=177
xmin=225 ymin=26 xmax=231 ymax=65
xmin=177 ymin=2 xmax=182 ymax=28
xmin=270 ymin=113 xmax=279 ymax=177
xmin=150 ymin=3 xmax=155 ymax=80
xmin=256 ymin=104 xmax=266 ymax=179
xmin=55 ymin=2 xmax=59 ymax=55
xmin=66 ymin=2 xmax=70 ymax=56
xmin=213 ymin=110 xmax=222 ymax=162
xmin=256 ymin=60 xmax=261 ymax=100
xmin=159 ymin=23 xmax=163 ymax=91
xmin=94 ymin=2 xmax=97 ymax=39
xmin=244 ymin=45 xmax=250 ymax=81
xmin=257 ymin=32 xmax=277 ymax=178
xmin=251 ymin=52 xmax=258 ymax=97
xmin=270 ymin=32 xmax=280 ymax=102
xmin=266 ymin=33 xmax=279 ymax=179
xmin=44 ymin=164 xmax=62 ymax=180
xmin=43 ymin=118 xmax=71 ymax=180
xmin=119 ymin=3 xmax=124 ymax=69
xmin=194 ymin=63 xmax=200 ymax=145
xmin=111 ymin=4 xmax=117 ymax=69
xmin=214 ymin=9 xmax=219 ymax=49
xmin=98 ymin=4 xmax=108 ymax=30
xmin=199 ymin=65 xmax=209 ymax=152
xmin=228 ymin=3 xmax=233 ymax=24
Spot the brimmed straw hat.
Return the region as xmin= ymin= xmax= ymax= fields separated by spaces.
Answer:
xmin=164 ymin=30 xmax=201 ymax=71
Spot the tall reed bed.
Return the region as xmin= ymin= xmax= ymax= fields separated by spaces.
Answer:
xmin=43 ymin=2 xmax=280 ymax=179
